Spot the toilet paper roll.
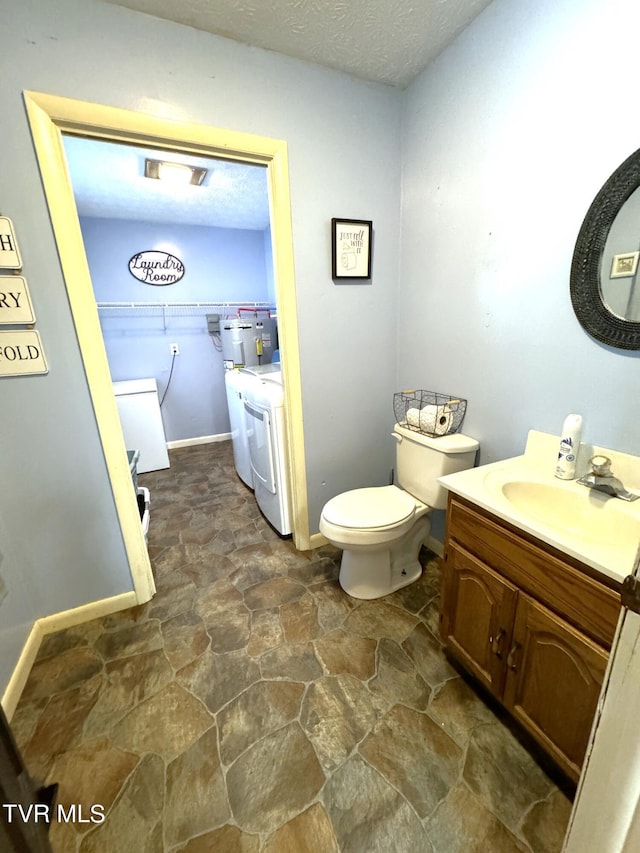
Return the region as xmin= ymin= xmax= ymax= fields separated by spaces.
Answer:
xmin=404 ymin=404 xmax=453 ymax=435
xmin=418 ymin=404 xmax=453 ymax=436
xmin=406 ymin=407 xmax=422 ymax=429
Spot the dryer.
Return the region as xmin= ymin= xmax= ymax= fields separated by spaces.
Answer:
xmin=225 ymin=363 xmax=283 ymax=488
xmin=242 ymin=370 xmax=291 ymax=535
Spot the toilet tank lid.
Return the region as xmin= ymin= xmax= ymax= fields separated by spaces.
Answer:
xmin=393 ymin=423 xmax=479 ymax=454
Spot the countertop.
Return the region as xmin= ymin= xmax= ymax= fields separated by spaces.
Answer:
xmin=439 ymin=430 xmax=640 ymax=585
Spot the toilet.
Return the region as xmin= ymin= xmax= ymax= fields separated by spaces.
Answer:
xmin=320 ymin=423 xmax=479 ymax=599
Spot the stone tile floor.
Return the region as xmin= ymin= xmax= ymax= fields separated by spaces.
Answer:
xmin=10 ymin=442 xmax=573 ymax=852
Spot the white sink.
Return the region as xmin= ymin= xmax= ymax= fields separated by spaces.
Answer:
xmin=438 ymin=430 xmax=640 ymax=584
xmin=499 ymin=480 xmax=638 ymax=546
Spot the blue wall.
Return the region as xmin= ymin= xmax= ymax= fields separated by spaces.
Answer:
xmin=400 ymin=0 xmax=640 ymax=542
xmin=81 ymin=217 xmax=272 ymax=441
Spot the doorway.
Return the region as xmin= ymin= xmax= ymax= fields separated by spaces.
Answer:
xmin=61 ymin=136 xmax=275 ymax=472
xmin=24 ymin=90 xmax=310 ymax=605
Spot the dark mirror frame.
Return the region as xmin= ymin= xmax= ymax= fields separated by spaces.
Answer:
xmin=570 ymin=147 xmax=640 ymax=350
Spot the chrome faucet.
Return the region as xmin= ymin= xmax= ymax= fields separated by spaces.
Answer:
xmin=577 ymin=455 xmax=639 ymax=502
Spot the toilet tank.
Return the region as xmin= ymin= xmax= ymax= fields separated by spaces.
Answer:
xmin=394 ymin=423 xmax=479 ymax=510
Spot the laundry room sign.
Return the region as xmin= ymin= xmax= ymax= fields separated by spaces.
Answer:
xmin=128 ymin=250 xmax=185 ymax=285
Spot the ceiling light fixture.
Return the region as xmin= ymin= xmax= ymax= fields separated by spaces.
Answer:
xmin=144 ymin=158 xmax=208 ymax=186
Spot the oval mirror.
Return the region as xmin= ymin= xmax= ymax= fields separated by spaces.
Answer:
xmin=570 ymin=147 xmax=640 ymax=349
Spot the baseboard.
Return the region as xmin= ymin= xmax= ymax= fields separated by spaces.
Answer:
xmin=1 ymin=590 xmax=138 ymax=721
xmin=36 ymin=591 xmax=138 ymax=636
xmin=427 ymin=536 xmax=444 ymax=557
xmin=167 ymin=433 xmax=231 ymax=449
xmin=2 ymin=622 xmax=44 ymax=722
xmin=309 ymin=532 xmax=329 ymax=549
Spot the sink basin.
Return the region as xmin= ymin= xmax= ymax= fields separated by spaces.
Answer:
xmin=500 ymin=480 xmax=638 ymax=545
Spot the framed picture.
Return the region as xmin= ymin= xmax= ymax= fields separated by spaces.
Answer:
xmin=610 ymin=251 xmax=639 ymax=278
xmin=331 ymin=218 xmax=372 ymax=279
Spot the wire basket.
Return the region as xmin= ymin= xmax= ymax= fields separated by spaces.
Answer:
xmin=393 ymin=389 xmax=467 ymax=438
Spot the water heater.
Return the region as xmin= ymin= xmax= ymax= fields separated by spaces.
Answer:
xmin=220 ymin=314 xmax=278 ymax=369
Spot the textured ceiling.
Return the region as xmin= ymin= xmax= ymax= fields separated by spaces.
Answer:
xmin=69 ymin=0 xmax=494 ymax=228
xmin=63 ymin=135 xmax=270 ymax=229
xmin=104 ymin=0 xmax=494 ymax=88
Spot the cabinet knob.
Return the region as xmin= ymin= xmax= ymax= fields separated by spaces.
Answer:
xmin=507 ymin=642 xmax=521 ymax=671
xmin=490 ymin=628 xmax=506 ymax=658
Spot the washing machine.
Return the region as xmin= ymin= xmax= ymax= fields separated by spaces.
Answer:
xmin=242 ymin=370 xmax=291 ymax=535
xmin=224 ymin=368 xmax=253 ymax=487
xmin=240 ymin=363 xmax=282 ymax=381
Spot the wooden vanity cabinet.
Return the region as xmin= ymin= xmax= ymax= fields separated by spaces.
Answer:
xmin=440 ymin=495 xmax=621 ymax=783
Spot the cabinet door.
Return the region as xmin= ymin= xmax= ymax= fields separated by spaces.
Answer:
xmin=441 ymin=543 xmax=518 ymax=697
xmin=503 ymin=593 xmax=608 ymax=782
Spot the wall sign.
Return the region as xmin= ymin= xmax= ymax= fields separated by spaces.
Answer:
xmin=128 ymin=251 xmax=185 ymax=285
xmin=331 ymin=218 xmax=372 ymax=280
xmin=0 ymin=331 xmax=48 ymax=377
xmin=0 ymin=218 xmax=47 ymax=376
xmin=0 ymin=217 xmax=22 ymax=269
xmin=0 ymin=276 xmax=35 ymax=324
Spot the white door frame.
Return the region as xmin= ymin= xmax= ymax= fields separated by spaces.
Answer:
xmin=24 ymin=91 xmax=310 ymax=604
xmin=564 ymin=547 xmax=640 ymax=851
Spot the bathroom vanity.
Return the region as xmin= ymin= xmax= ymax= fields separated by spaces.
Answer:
xmin=440 ymin=494 xmax=619 ymax=782
xmin=438 ymin=430 xmax=639 ymax=783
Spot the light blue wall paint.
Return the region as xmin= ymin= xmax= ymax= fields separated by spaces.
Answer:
xmin=81 ymin=218 xmax=270 ymax=304
xmin=80 ymin=217 xmax=271 ymax=441
xmin=400 ymin=0 xmax=640 ymax=541
xmin=0 ymin=0 xmax=400 ymax=693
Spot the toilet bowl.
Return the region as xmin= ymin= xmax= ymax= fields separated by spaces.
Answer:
xmin=320 ymin=424 xmax=479 ymax=599
xmin=320 ymin=485 xmax=431 ymax=599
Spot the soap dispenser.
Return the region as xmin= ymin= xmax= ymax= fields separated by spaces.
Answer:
xmin=555 ymin=414 xmax=583 ymax=480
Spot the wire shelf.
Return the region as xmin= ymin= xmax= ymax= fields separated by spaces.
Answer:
xmin=97 ymin=301 xmax=273 ymax=315
xmin=96 ymin=301 xmax=275 ymax=331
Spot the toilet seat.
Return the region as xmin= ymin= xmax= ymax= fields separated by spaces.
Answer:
xmin=321 ymin=485 xmax=416 ymax=531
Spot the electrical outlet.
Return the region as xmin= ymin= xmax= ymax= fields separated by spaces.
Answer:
xmin=170 ymin=343 xmax=179 ymax=355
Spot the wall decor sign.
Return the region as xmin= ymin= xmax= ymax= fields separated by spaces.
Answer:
xmin=331 ymin=218 xmax=372 ymax=280
xmin=610 ymin=251 xmax=639 ymax=278
xmin=0 ymin=276 xmax=35 ymax=324
xmin=0 ymin=330 xmax=48 ymax=377
xmin=0 ymin=218 xmax=46 ymax=376
xmin=0 ymin=216 xmax=22 ymax=269
xmin=128 ymin=250 xmax=185 ymax=285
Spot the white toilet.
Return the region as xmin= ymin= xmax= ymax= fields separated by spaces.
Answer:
xmin=320 ymin=423 xmax=479 ymax=599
